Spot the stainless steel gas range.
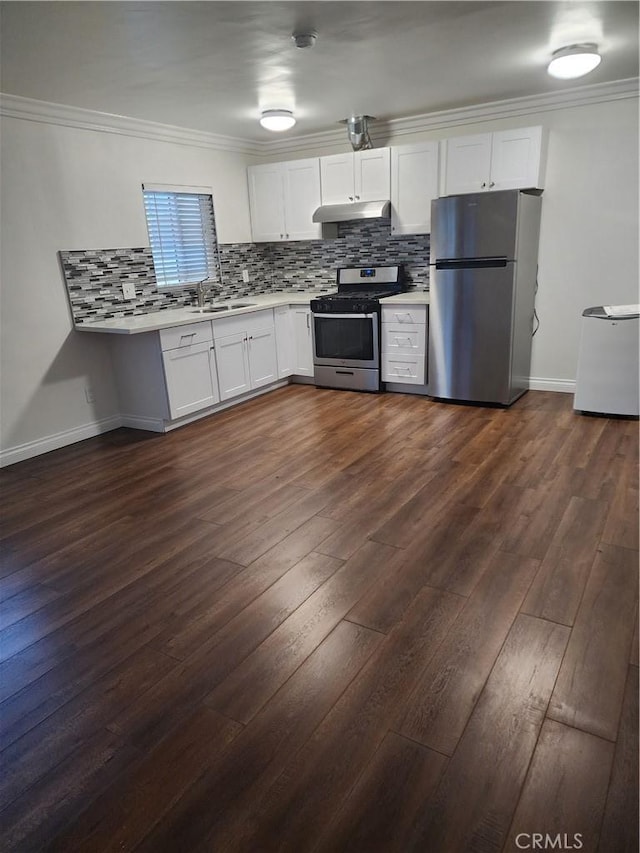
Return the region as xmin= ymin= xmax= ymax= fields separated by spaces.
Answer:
xmin=310 ymin=265 xmax=407 ymax=392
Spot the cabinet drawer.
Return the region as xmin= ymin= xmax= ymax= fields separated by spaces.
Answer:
xmin=382 ymin=323 xmax=426 ymax=355
xmin=382 ymin=353 xmax=426 ymax=385
xmin=213 ymin=308 xmax=274 ymax=340
xmin=382 ymin=305 xmax=427 ymax=325
xmin=160 ymin=321 xmax=212 ymax=351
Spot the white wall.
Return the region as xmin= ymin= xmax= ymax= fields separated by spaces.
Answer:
xmin=0 ymin=115 xmax=256 ymax=463
xmin=275 ymin=96 xmax=639 ymax=390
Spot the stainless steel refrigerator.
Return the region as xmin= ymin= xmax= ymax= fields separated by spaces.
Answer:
xmin=429 ymin=189 xmax=542 ymax=405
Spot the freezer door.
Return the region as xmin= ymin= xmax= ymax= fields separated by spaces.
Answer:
xmin=431 ymin=191 xmax=519 ymax=261
xmin=429 ymin=264 xmax=516 ymax=404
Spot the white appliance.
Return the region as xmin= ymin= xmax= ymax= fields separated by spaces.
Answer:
xmin=574 ymin=305 xmax=640 ymax=416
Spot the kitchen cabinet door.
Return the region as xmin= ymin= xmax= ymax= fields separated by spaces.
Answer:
xmin=215 ymin=332 xmax=251 ymax=400
xmin=282 ymin=159 xmax=323 ymax=240
xmin=274 ymin=306 xmax=294 ymax=377
xmin=490 ymin=126 xmax=544 ymax=191
xmin=320 ymin=153 xmax=355 ymax=204
xmin=162 ymin=340 xmax=219 ymax=419
xmin=247 ymin=326 xmax=278 ymax=388
xmin=248 ymin=163 xmax=286 ymax=242
xmin=320 ymin=149 xmax=391 ymax=206
xmin=444 ymin=133 xmax=492 ymax=195
xmin=445 ymin=126 xmax=544 ymax=195
xmin=249 ymin=160 xmax=322 ymax=242
xmin=355 ymin=148 xmax=391 ymax=202
xmin=291 ymin=307 xmax=314 ymax=376
xmin=391 ymin=142 xmax=439 ymax=235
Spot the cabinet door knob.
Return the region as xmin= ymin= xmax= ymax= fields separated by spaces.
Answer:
xmin=481 ymin=182 xmax=487 ymax=188
xmin=348 ymin=196 xmax=354 ymax=202
xmin=355 ymin=195 xmax=360 ymax=201
xmin=489 ymin=181 xmax=495 ymax=188
xmin=280 ymin=233 xmax=283 ymax=239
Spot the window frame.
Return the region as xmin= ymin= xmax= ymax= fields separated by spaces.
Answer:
xmin=142 ymin=183 xmax=221 ymax=290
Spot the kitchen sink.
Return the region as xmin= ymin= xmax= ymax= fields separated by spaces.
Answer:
xmin=190 ymin=302 xmax=257 ymax=314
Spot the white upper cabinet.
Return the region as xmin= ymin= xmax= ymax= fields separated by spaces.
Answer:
xmin=444 ymin=126 xmax=544 ymax=195
xmin=247 ymin=163 xmax=285 ymax=242
xmin=489 ymin=127 xmax=544 ymax=191
xmin=320 ymin=153 xmax=354 ymax=204
xmin=390 ymin=142 xmax=440 ymax=235
xmin=354 ymin=148 xmax=391 ymax=201
xmin=320 ymin=148 xmax=391 ymax=205
xmin=248 ymin=158 xmax=322 ymax=242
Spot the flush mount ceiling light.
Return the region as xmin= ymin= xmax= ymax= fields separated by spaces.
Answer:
xmin=547 ymin=43 xmax=601 ymax=79
xmin=259 ymin=109 xmax=296 ymax=132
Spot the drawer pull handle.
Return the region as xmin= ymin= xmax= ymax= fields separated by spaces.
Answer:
xmin=336 ymin=370 xmax=354 ymax=375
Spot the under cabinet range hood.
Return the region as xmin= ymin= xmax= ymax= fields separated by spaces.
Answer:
xmin=312 ymin=199 xmax=391 ymax=224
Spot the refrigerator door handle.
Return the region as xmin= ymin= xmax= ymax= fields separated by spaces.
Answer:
xmin=435 ymin=258 xmax=510 ymax=271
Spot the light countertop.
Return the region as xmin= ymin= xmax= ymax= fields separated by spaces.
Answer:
xmin=75 ymin=288 xmax=430 ymax=335
xmin=383 ymin=291 xmax=430 ymax=305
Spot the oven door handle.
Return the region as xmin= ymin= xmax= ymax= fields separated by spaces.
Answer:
xmin=312 ymin=313 xmax=377 ymax=320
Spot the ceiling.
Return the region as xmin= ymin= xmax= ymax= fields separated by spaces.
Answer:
xmin=1 ymin=1 xmax=638 ymax=142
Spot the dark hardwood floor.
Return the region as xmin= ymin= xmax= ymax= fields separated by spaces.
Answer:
xmin=0 ymin=385 xmax=637 ymax=852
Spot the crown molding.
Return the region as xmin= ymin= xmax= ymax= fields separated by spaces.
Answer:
xmin=259 ymin=77 xmax=640 ymax=156
xmin=0 ymin=93 xmax=264 ymax=156
xmin=1 ymin=77 xmax=637 ymax=159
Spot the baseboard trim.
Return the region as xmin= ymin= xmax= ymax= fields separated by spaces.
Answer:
xmin=0 ymin=415 xmax=123 ymax=467
xmin=0 ymin=377 xmax=574 ymax=466
xmin=529 ymin=377 xmax=576 ymax=394
xmin=119 ymin=415 xmax=167 ymax=433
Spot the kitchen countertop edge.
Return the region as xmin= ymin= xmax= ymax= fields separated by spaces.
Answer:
xmin=75 ymin=289 xmax=430 ymax=335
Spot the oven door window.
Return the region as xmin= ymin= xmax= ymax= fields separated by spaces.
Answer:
xmin=314 ymin=316 xmax=375 ymax=361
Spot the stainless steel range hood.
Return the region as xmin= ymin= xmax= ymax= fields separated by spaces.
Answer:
xmin=312 ymin=199 xmax=390 ymax=224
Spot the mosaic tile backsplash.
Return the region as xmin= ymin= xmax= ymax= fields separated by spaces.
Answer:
xmin=61 ymin=220 xmax=430 ymax=324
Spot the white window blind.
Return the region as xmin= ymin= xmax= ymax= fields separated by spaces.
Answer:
xmin=142 ymin=189 xmax=219 ymax=288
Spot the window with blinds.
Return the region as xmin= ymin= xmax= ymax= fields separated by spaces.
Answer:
xmin=142 ymin=188 xmax=219 ymax=288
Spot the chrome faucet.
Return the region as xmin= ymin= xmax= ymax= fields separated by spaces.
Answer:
xmin=195 ymin=280 xmax=210 ymax=308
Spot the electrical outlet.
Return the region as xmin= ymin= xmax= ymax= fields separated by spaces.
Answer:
xmin=84 ymin=386 xmax=95 ymax=403
xmin=242 ymin=269 xmax=250 ymax=284
xmin=122 ymin=282 xmax=136 ymax=300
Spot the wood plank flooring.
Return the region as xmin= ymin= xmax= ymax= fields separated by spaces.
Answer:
xmin=0 ymin=385 xmax=637 ymax=852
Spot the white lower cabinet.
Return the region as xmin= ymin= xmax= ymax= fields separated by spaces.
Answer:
xmin=213 ymin=309 xmax=278 ymax=401
xmin=291 ymin=306 xmax=314 ymax=376
xmin=274 ymin=305 xmax=294 ymax=378
xmin=162 ymin=340 xmax=220 ymax=418
xmin=215 ymin=332 xmax=251 ymax=400
xmin=108 ymin=303 xmax=316 ymax=433
xmin=159 ymin=320 xmax=220 ymax=419
xmin=381 ymin=304 xmax=428 ymax=387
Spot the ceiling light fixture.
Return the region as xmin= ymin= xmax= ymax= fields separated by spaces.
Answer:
xmin=547 ymin=43 xmax=601 ymax=79
xmin=259 ymin=109 xmax=296 ymax=132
